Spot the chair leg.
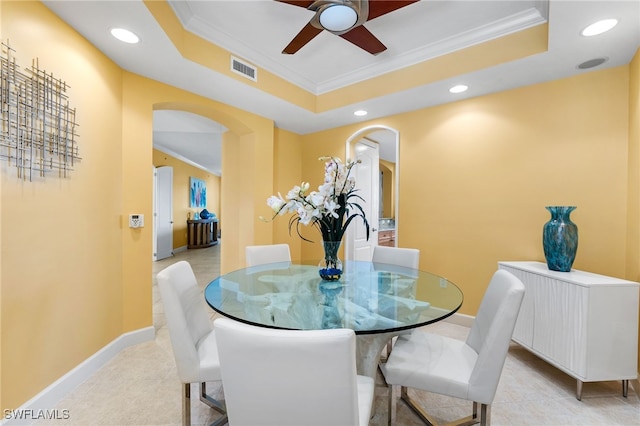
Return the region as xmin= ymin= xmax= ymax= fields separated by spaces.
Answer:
xmin=479 ymin=403 xmax=490 ymax=426
xmin=200 ymin=382 xmax=226 ymax=414
xmin=183 ymin=383 xmax=191 ymax=426
xmin=400 ymin=386 xmax=437 ymax=426
xmin=397 ymin=386 xmax=490 ymax=426
xmin=199 ymin=382 xmax=227 ymax=426
xmin=183 ymin=383 xmax=227 ymax=426
xmin=387 ymin=384 xmax=397 ymax=426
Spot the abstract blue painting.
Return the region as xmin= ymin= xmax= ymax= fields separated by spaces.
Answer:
xmin=190 ymin=177 xmax=207 ymax=208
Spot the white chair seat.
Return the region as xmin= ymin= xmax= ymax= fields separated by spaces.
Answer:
xmin=381 ymin=332 xmax=478 ymax=401
xmin=195 ymin=332 xmax=222 ymax=381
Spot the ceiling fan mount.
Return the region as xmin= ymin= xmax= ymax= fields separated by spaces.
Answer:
xmin=308 ymin=0 xmax=368 ymax=34
xmin=277 ymin=0 xmax=419 ymax=55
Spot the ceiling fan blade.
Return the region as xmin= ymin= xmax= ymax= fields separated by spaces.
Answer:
xmin=340 ymin=25 xmax=386 ymax=55
xmin=367 ymin=0 xmax=419 ymax=20
xmin=283 ymin=22 xmax=324 ymax=54
xmin=275 ymin=0 xmax=315 ymax=8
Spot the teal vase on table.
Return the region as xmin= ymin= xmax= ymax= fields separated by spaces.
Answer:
xmin=542 ymin=206 xmax=578 ymax=272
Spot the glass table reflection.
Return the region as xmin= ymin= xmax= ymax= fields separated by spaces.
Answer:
xmin=205 ymin=260 xmax=463 ymax=378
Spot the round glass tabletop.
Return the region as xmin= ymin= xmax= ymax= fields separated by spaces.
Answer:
xmin=205 ymin=260 xmax=463 ymax=335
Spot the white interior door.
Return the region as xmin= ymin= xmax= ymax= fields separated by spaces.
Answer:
xmin=346 ymin=140 xmax=379 ymax=261
xmin=154 ymin=166 xmax=173 ymax=261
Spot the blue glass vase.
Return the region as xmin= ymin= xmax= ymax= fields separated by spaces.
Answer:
xmin=319 ymin=240 xmax=343 ymax=281
xmin=543 ymin=206 xmax=578 ymax=272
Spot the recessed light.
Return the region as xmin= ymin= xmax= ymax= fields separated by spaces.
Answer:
xmin=110 ymin=28 xmax=140 ymax=44
xmin=354 ymin=110 xmax=368 ymax=117
xmin=449 ymin=85 xmax=468 ymax=94
xmin=581 ymin=19 xmax=618 ymax=37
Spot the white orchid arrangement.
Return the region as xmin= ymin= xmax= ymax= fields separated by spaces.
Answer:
xmin=264 ymin=156 xmax=369 ymax=243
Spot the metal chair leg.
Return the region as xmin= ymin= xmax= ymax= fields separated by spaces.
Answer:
xmin=199 ymin=382 xmax=227 ymax=426
xmin=394 ymin=386 xmax=490 ymax=426
xmin=387 ymin=384 xmax=397 ymax=426
xmin=183 ymin=383 xmax=191 ymax=426
xmin=479 ymin=403 xmax=490 ymax=426
xmin=183 ymin=383 xmax=227 ymax=426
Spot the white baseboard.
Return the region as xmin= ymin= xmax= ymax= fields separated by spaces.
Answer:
xmin=173 ymin=245 xmax=188 ymax=254
xmin=444 ymin=311 xmax=474 ymax=328
xmin=2 ymin=326 xmax=155 ymax=425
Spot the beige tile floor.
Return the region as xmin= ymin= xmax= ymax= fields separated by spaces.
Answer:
xmin=34 ymin=242 xmax=639 ymax=425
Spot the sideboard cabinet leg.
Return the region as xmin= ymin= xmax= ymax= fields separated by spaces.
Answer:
xmin=576 ymin=380 xmax=583 ymax=401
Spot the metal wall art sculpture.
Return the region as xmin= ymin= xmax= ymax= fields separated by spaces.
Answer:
xmin=0 ymin=41 xmax=80 ymax=181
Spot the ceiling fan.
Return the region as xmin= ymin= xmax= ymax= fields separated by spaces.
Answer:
xmin=277 ymin=0 xmax=419 ymax=55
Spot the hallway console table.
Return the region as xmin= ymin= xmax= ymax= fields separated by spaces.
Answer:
xmin=498 ymin=261 xmax=639 ymax=400
xmin=187 ymin=218 xmax=218 ymax=249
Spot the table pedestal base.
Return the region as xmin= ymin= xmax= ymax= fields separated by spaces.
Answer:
xmin=356 ymin=331 xmax=410 ymax=378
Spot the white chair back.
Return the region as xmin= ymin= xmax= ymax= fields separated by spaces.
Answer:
xmin=466 ymin=269 xmax=525 ymax=403
xmin=156 ymin=260 xmax=217 ymax=384
xmin=372 ymin=245 xmax=420 ymax=270
xmin=246 ymin=243 xmax=291 ymax=267
xmin=214 ymin=317 xmax=373 ymax=426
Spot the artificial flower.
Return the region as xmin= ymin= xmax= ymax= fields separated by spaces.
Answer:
xmin=264 ymin=156 xmax=369 ymax=243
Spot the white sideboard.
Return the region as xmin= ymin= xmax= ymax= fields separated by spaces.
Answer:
xmin=498 ymin=261 xmax=639 ymax=400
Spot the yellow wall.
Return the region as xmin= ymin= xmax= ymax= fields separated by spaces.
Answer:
xmin=271 ymin=128 xmax=303 ymax=261
xmin=300 ymin=66 xmax=632 ymax=318
xmin=1 ymin=1 xmax=125 ymax=410
xmin=294 ymin=58 xmax=640 ymax=372
xmin=628 ymin=49 xmax=640 ymax=280
xmin=1 ymin=1 xmax=276 ymax=411
xmin=380 ymin=159 xmax=395 ymax=218
xmin=152 ymin=149 xmax=221 ymax=249
xmin=627 ymin=48 xmax=640 ymax=371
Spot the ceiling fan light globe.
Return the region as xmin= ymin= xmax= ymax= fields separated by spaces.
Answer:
xmin=319 ymin=5 xmax=358 ymax=32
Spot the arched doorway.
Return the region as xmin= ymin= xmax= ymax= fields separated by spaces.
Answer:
xmin=344 ymin=125 xmax=400 ymax=261
xmin=152 ymin=110 xmax=226 ymax=260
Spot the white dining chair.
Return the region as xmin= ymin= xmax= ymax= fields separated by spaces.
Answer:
xmin=372 ymin=245 xmax=420 ymax=359
xmin=381 ymin=269 xmax=525 ymax=426
xmin=214 ymin=317 xmax=375 ymax=426
xmin=156 ymin=261 xmax=227 ymax=426
xmin=372 ymin=245 xmax=420 ymax=270
xmin=245 ymin=243 xmax=291 ymax=266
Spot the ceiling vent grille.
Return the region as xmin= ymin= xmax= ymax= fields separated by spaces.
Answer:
xmin=231 ymin=56 xmax=257 ymax=82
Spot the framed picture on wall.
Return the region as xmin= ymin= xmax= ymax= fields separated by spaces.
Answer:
xmin=190 ymin=177 xmax=207 ymax=208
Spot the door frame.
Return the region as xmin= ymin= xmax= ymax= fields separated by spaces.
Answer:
xmin=345 ymin=125 xmax=400 ymax=261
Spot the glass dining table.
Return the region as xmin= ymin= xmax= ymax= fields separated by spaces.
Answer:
xmin=205 ymin=260 xmax=463 ymax=378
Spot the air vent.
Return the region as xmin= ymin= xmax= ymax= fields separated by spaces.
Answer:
xmin=577 ymin=57 xmax=608 ymax=70
xmin=231 ymin=56 xmax=257 ymax=82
